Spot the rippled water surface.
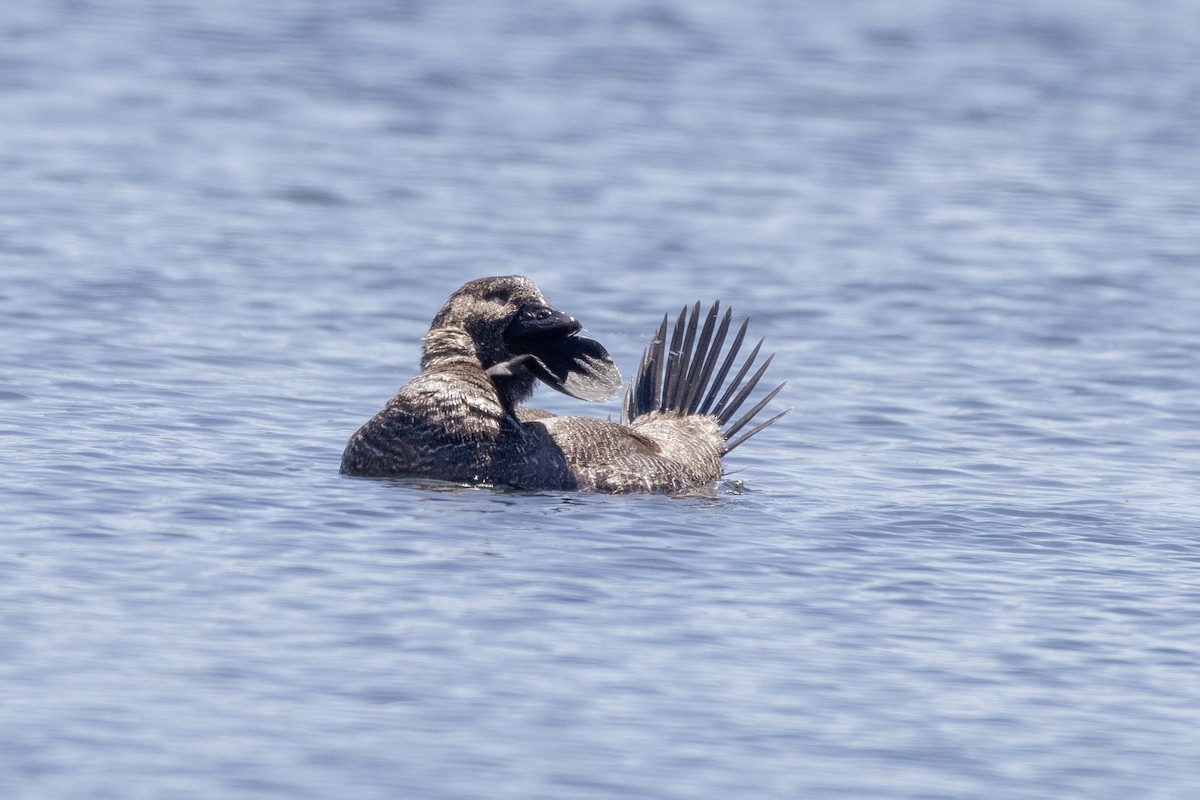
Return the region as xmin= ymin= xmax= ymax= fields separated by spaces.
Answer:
xmin=3 ymin=1 xmax=1200 ymax=798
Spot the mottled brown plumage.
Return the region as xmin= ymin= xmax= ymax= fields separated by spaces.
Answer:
xmin=340 ymin=276 xmax=787 ymax=493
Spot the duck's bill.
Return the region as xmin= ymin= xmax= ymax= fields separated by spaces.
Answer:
xmin=523 ymin=334 xmax=622 ymax=402
xmin=505 ymin=303 xmax=622 ymax=401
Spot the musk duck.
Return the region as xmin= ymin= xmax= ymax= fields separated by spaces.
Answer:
xmin=340 ymin=275 xmax=788 ymax=493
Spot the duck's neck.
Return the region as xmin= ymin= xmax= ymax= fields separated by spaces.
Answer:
xmin=420 ymin=325 xmax=535 ymax=424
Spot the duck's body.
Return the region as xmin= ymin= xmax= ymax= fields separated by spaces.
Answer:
xmin=340 ymin=276 xmax=786 ymax=494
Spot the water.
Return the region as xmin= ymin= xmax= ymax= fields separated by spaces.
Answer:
xmin=3 ymin=1 xmax=1200 ymax=797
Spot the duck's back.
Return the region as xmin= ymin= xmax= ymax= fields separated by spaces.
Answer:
xmin=526 ymin=413 xmax=723 ymax=493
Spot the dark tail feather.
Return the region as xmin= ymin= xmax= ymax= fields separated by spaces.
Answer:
xmin=726 ymin=406 xmax=791 ymax=453
xmin=680 ymin=303 xmax=730 ymax=415
xmin=660 ymin=306 xmax=689 ymax=414
xmin=697 ymin=315 xmax=749 ymax=416
xmin=622 ymin=301 xmax=790 ymax=449
xmin=710 ymin=340 xmax=766 ymax=423
xmin=628 ymin=315 xmax=668 ymax=420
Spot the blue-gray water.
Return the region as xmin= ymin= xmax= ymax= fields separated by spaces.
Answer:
xmin=3 ymin=1 xmax=1200 ymax=798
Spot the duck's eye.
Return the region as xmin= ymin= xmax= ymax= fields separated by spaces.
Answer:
xmin=484 ymin=290 xmax=511 ymax=305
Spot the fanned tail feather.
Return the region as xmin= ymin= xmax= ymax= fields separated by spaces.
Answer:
xmin=622 ymin=301 xmax=791 ymax=452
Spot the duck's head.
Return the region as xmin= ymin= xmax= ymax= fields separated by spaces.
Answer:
xmin=424 ymin=275 xmax=622 ymax=406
